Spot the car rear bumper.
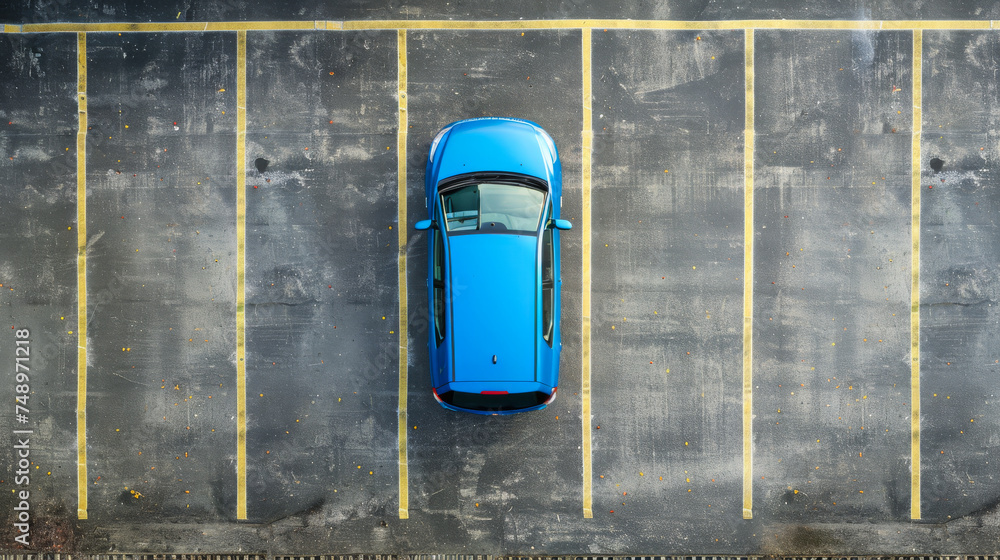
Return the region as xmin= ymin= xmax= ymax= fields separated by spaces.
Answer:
xmin=433 ymin=385 xmax=556 ymax=415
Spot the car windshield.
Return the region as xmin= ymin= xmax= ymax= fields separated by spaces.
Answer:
xmin=440 ymin=183 xmax=545 ymax=234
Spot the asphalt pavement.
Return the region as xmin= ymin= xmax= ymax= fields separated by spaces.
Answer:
xmin=2 ymin=2 xmax=1000 ymax=555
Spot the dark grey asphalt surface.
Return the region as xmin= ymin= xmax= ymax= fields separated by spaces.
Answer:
xmin=0 ymin=30 xmax=80 ymax=550
xmin=752 ymin=29 xmax=915 ymax=522
xmin=590 ymin=28 xmax=748 ymax=551
xmin=83 ymin=30 xmax=240 ymax=523
xmin=3 ymin=2 xmax=1000 ymax=556
xmin=243 ymin=29 xmax=399 ymax=527
xmin=920 ymin=29 xmax=1000 ymax=523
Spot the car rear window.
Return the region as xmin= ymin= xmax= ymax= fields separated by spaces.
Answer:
xmin=438 ymin=390 xmax=552 ymax=412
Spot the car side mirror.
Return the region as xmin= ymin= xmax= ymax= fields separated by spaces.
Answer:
xmin=415 ymin=219 xmax=434 ymax=231
xmin=551 ymin=219 xmax=573 ymax=231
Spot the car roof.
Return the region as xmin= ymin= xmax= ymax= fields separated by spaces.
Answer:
xmin=446 ymin=232 xmax=539 ymax=383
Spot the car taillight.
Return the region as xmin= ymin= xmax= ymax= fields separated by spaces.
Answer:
xmin=543 ymin=387 xmax=557 ymax=405
xmin=432 ymin=387 xmax=444 ymax=403
xmin=481 ymin=390 xmax=509 ymax=395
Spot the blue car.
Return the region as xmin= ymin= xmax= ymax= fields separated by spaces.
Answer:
xmin=415 ymin=118 xmax=572 ymax=414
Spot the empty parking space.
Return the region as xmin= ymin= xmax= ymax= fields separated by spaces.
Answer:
xmin=4 ymin=18 xmax=1000 ymax=554
xmin=0 ymin=32 xmax=80 ymax=542
xmin=920 ymin=30 xmax=1000 ymax=522
xmin=82 ymin=31 xmax=240 ymax=521
xmin=751 ymin=30 xmax=915 ymax=522
xmin=589 ymin=29 xmax=747 ymax=549
xmin=243 ymin=29 xmax=401 ymax=524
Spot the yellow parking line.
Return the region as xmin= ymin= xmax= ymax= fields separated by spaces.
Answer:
xmin=397 ymin=28 xmax=410 ymax=521
xmin=23 ymin=21 xmax=322 ymax=32
xmin=742 ymin=27 xmax=755 ymax=521
xmin=19 ymin=20 xmax=996 ymax=34
xmin=3 ymin=24 xmax=22 ymax=32
xmin=235 ymin=29 xmax=248 ymax=521
xmin=910 ymin=28 xmax=922 ymax=521
xmin=580 ymin=27 xmax=594 ymax=520
xmin=346 ymin=19 xmax=743 ymax=30
xmin=343 ymin=19 xmax=993 ymax=31
xmin=76 ymin=31 xmax=88 ymax=521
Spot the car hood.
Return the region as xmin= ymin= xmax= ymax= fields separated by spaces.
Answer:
xmin=447 ymin=233 xmax=538 ymax=383
xmin=430 ymin=118 xmax=556 ymax=189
